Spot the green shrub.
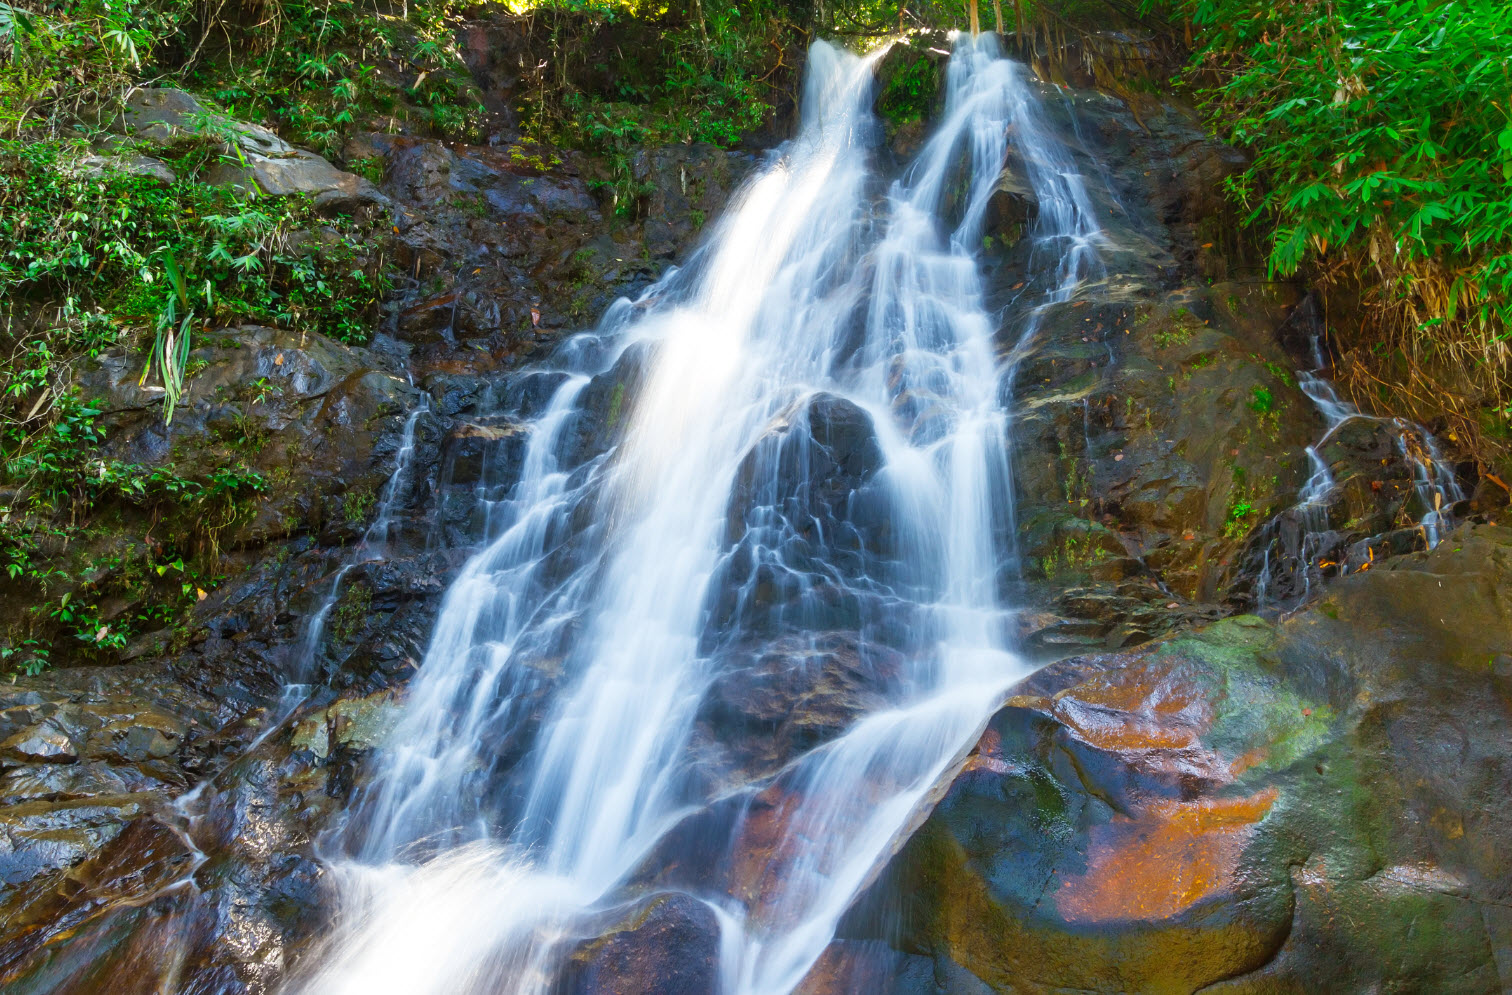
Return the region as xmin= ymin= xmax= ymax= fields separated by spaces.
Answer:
xmin=0 ymin=391 xmax=266 ymax=675
xmin=0 ymin=138 xmax=388 ymax=403
xmin=878 ymin=49 xmax=940 ymax=125
xmin=1168 ymin=0 xmax=1512 ymax=446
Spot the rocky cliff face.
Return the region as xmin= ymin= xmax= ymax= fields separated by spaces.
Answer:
xmin=1 ymin=29 xmax=1505 ymax=995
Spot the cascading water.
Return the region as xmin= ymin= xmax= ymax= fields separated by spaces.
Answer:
xmin=1253 ymin=332 xmax=1464 ymax=608
xmin=291 ymin=34 xmax=1102 ymax=995
xmin=298 ymin=402 xmax=427 ymax=679
xmin=263 ymin=401 xmax=429 ymax=728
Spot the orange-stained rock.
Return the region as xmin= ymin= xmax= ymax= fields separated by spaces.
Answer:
xmin=840 ymin=529 xmax=1512 ymax=994
xmin=1049 ymin=657 xmax=1212 ymax=752
xmin=1055 ymin=788 xmax=1279 ymax=923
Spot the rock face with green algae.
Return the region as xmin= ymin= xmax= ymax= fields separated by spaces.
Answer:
xmin=829 ymin=524 xmax=1512 ymax=994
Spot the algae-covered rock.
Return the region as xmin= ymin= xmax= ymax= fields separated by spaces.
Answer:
xmin=851 ymin=524 xmax=1512 ymax=993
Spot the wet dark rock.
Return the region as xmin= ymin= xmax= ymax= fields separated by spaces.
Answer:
xmin=0 ymin=667 xmax=222 ymax=908
xmin=632 ymin=144 xmax=759 ymax=257
xmin=0 ymin=681 xmax=403 ymax=993
xmin=1233 ymin=406 xmax=1464 ymax=608
xmin=1 ymin=718 xmax=83 ymax=765
xmin=695 ymin=633 xmax=906 ymax=785
xmin=725 ymin=392 xmax=887 ymax=549
xmin=437 ymin=418 xmax=528 ymax=503
xmin=351 ymin=126 xmax=754 ymax=375
xmin=557 ymin=341 xmax=651 ymax=469
xmin=561 ymin=892 xmax=722 ymax=995
xmin=709 ymin=394 xmax=895 ymax=641
xmin=79 ymin=323 xmax=422 ymax=549
xmin=1003 ymin=284 xmax=1319 ymax=608
xmin=848 ymin=524 xmax=1512 ymax=993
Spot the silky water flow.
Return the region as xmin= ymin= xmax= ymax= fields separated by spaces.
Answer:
xmin=291 ymin=34 xmax=1104 ymax=995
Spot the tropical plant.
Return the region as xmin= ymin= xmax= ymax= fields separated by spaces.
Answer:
xmin=1167 ymin=0 xmax=1512 ymax=450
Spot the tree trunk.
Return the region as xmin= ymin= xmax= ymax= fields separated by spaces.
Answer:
xmin=691 ymin=0 xmax=709 ymax=56
xmin=969 ymin=0 xmax=980 ymax=36
xmin=992 ymin=0 xmax=1004 ymax=35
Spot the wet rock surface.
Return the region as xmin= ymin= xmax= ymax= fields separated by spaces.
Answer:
xmin=967 ymin=60 xmax=1483 ymax=653
xmin=694 ymin=632 xmax=907 ymax=786
xmin=839 ymin=524 xmax=1512 ymax=993
xmin=562 ymin=892 xmax=723 ymax=995
xmin=0 ymin=683 xmax=406 ymax=993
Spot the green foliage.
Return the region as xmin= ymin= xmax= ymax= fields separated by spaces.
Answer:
xmin=0 ymin=139 xmax=388 ymax=412
xmin=331 ymin=579 xmax=372 ymax=642
xmin=190 ymin=0 xmax=488 ymax=153
xmin=878 ymin=50 xmax=940 ymax=124
xmin=1219 ymin=462 xmax=1276 ymax=540
xmin=0 ymin=0 xmax=169 ymax=137
xmin=0 ymin=391 xmax=265 ymax=675
xmin=1169 ymin=0 xmax=1512 ymax=439
xmin=519 ymin=0 xmax=782 ymax=213
xmin=1222 ymin=499 xmax=1254 ymax=539
xmin=1248 ymin=385 xmax=1273 ymax=414
xmin=0 ymin=0 xmax=485 ymax=149
xmin=343 ymin=484 xmax=376 ymax=525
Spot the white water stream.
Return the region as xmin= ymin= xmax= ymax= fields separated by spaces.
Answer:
xmin=1255 ymin=334 xmax=1464 ymax=607
xmin=292 ymin=34 xmax=1101 ymax=995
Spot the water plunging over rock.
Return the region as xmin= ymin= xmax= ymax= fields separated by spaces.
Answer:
xmin=1239 ymin=304 xmax=1468 ymax=609
xmin=1 ymin=27 xmax=1505 ymax=995
xmin=283 ymin=35 xmax=1090 ymax=995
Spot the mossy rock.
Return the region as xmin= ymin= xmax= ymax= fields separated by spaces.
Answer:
xmin=852 ymin=525 xmax=1512 ymax=993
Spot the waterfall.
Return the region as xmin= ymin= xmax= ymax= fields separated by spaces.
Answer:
xmin=291 ymin=34 xmax=1102 ymax=995
xmin=1254 ymin=333 xmax=1464 ymax=607
xmin=295 ymin=402 xmax=427 ymax=684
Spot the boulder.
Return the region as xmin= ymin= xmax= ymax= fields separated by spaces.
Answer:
xmin=712 ymin=393 xmax=893 ymax=639
xmin=105 ymin=88 xmax=292 ymax=157
xmin=207 ymin=150 xmax=388 ymax=215
xmin=76 ymin=152 xmax=177 ymax=185
xmin=725 ymin=392 xmax=887 ymax=552
xmin=96 ymin=87 xmax=386 ymax=214
xmin=852 ymin=524 xmax=1512 ymax=993
xmin=1004 ymin=285 xmax=1319 ymax=608
xmin=561 ymin=892 xmax=722 ymax=995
